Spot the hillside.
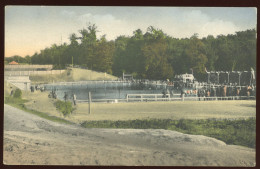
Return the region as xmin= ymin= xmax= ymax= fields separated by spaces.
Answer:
xmin=29 ymin=68 xmax=118 ymax=84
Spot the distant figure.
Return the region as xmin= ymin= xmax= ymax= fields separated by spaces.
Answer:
xmin=64 ymin=92 xmax=68 ymax=102
xmin=197 ymin=89 xmax=201 ymax=101
xmin=180 ymin=89 xmax=185 ymax=101
xmin=207 ymin=90 xmax=210 ymax=98
xmin=73 ymin=94 xmax=77 ymax=105
xmin=202 ymin=88 xmax=206 ymax=101
xmin=40 ymin=86 xmax=45 ymax=92
xmin=213 ymin=87 xmax=216 ymax=97
xmin=193 ymin=89 xmax=197 ymax=95
xmin=247 ymin=85 xmax=252 ymax=98
xmin=30 ymin=86 xmax=35 ymax=92
xmin=235 ymin=87 xmax=240 ymax=100
xmin=223 ymin=85 xmax=227 ymax=97
xmin=10 ymin=87 xmax=13 ymax=96
xmin=162 ymin=90 xmax=166 ymax=98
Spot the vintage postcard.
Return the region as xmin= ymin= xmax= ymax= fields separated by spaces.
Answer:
xmin=4 ymin=6 xmax=256 ymax=166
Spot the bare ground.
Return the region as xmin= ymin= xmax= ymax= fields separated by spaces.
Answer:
xmin=3 ymin=104 xmax=255 ymax=166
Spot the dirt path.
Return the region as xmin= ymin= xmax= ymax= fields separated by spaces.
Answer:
xmin=3 ymin=104 xmax=255 ymax=166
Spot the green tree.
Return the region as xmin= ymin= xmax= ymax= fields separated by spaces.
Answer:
xmin=93 ymin=36 xmax=115 ymax=74
xmin=112 ymin=36 xmax=130 ymax=76
xmin=142 ymin=38 xmax=173 ymax=79
xmin=142 ymin=27 xmax=173 ymax=79
xmin=183 ymin=35 xmax=208 ymax=74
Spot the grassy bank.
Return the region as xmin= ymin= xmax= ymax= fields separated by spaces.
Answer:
xmin=5 ymin=96 xmax=74 ymax=125
xmin=81 ymin=118 xmax=256 ymax=148
xmin=30 ymin=68 xmax=118 ymax=84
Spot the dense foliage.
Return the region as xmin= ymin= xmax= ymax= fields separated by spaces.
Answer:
xmin=6 ymin=24 xmax=256 ymax=80
xmin=13 ymin=89 xmax=22 ymax=99
xmin=81 ymin=118 xmax=256 ymax=148
xmin=55 ymin=100 xmax=75 ymax=117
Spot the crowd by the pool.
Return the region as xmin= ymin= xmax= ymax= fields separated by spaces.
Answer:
xmin=169 ymin=81 xmax=256 ymax=100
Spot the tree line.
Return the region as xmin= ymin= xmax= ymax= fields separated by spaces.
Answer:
xmin=5 ymin=24 xmax=256 ymax=81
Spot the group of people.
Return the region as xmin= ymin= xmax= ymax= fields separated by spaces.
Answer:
xmin=48 ymin=89 xmax=57 ymax=99
xmin=63 ymin=92 xmax=77 ymax=105
xmin=48 ymin=90 xmax=77 ymax=105
xmin=30 ymin=85 xmax=45 ymax=93
xmin=196 ymin=85 xmax=255 ymax=100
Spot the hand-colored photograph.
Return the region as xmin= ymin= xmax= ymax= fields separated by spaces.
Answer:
xmin=4 ymin=6 xmax=256 ymax=166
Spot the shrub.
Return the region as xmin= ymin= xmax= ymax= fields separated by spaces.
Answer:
xmin=13 ymin=89 xmax=22 ymax=99
xmin=55 ymin=100 xmax=74 ymax=117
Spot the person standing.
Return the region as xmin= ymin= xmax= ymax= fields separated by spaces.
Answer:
xmin=223 ymin=85 xmax=227 ymax=97
xmin=213 ymin=87 xmax=217 ymax=100
xmin=64 ymin=92 xmax=68 ymax=102
xmin=207 ymin=89 xmax=211 ymax=100
xmin=73 ymin=94 xmax=77 ymax=106
xmin=30 ymin=85 xmax=35 ymax=92
xmin=247 ymin=85 xmax=252 ymax=99
xmin=198 ymin=89 xmax=201 ymax=101
xmin=10 ymin=87 xmax=13 ymax=96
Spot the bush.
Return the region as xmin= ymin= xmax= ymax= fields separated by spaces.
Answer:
xmin=13 ymin=89 xmax=22 ymax=99
xmin=55 ymin=100 xmax=74 ymax=117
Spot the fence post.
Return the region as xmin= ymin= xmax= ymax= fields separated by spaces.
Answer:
xmin=141 ymin=95 xmax=143 ymax=102
xmin=126 ymin=94 xmax=128 ymax=102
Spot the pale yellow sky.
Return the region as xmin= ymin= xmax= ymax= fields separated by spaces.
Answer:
xmin=5 ymin=6 xmax=257 ymax=58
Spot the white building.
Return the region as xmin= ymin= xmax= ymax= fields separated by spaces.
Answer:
xmin=175 ymin=73 xmax=195 ymax=83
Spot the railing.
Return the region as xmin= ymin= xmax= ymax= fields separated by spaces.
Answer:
xmin=75 ymin=95 xmax=255 ymax=103
xmin=126 ymin=94 xmax=171 ymax=102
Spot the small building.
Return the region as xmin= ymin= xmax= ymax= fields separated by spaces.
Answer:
xmin=122 ymin=72 xmax=133 ymax=80
xmin=9 ymin=61 xmax=19 ymax=65
xmin=175 ymin=73 xmax=194 ymax=83
xmin=5 ymin=76 xmax=31 ymax=91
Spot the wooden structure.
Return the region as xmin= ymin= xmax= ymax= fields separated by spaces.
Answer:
xmin=122 ymin=73 xmax=133 ymax=80
xmin=205 ymin=69 xmax=255 ymax=86
xmin=9 ymin=61 xmax=19 ymax=65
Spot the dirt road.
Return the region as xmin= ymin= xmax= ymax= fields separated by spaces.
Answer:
xmin=3 ymin=104 xmax=255 ymax=166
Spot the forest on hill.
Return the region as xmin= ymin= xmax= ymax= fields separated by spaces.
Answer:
xmin=5 ymin=24 xmax=256 ymax=81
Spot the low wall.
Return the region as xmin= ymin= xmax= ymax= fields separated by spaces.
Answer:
xmin=4 ymin=70 xmax=66 ymax=76
xmin=5 ymin=64 xmax=53 ymax=70
xmin=5 ymin=76 xmax=31 ymax=91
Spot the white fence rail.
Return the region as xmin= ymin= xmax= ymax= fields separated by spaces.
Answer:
xmin=74 ymin=95 xmax=255 ymax=103
xmin=5 ymin=70 xmax=65 ymax=76
xmin=126 ymin=94 xmax=171 ymax=102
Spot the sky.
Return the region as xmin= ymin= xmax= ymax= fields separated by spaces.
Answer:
xmin=5 ymin=6 xmax=257 ymax=57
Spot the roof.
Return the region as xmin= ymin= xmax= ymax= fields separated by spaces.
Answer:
xmin=9 ymin=61 xmax=19 ymax=65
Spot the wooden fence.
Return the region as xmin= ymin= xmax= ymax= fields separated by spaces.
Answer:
xmin=75 ymin=95 xmax=255 ymax=103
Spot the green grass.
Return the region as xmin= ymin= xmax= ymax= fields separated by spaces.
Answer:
xmin=81 ymin=118 xmax=256 ymax=148
xmin=5 ymin=96 xmax=74 ymax=125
